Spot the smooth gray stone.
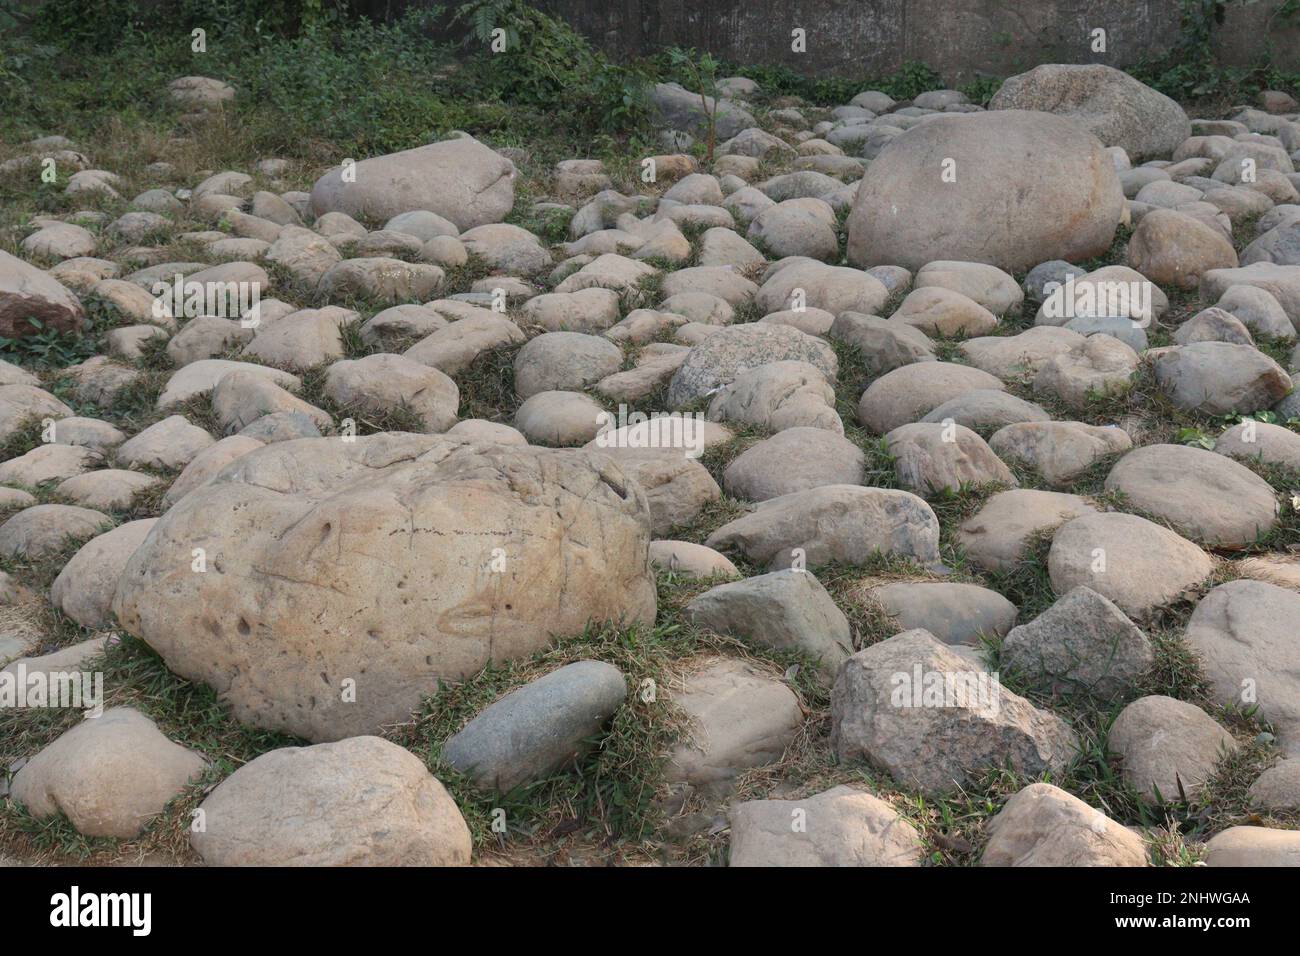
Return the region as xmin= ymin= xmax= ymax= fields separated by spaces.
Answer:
xmin=442 ymin=660 xmax=627 ymax=792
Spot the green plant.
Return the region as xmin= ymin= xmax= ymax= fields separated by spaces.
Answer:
xmin=666 ymin=46 xmax=723 ymax=163
xmin=451 ymin=0 xmax=650 ymax=137
xmin=0 ymin=0 xmax=57 ymax=112
xmin=0 ymin=320 xmax=104 ymax=370
xmin=1131 ymin=0 xmax=1300 ymax=102
xmin=1177 ymin=426 xmax=1216 ymax=449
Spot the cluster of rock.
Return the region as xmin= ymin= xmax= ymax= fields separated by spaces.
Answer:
xmin=1 ymin=65 xmax=1299 ymax=868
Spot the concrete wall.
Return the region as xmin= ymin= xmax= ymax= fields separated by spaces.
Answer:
xmin=536 ymin=0 xmax=1299 ymax=82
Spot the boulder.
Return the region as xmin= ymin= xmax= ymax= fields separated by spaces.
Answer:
xmin=323 ymin=354 xmax=459 ymax=433
xmin=112 ymin=439 xmax=657 ymax=741
xmin=50 ymin=519 xmax=158 ymax=629
xmin=831 ymin=629 xmax=1079 ymax=794
xmin=513 ymin=331 xmax=622 ymax=400
xmin=1103 ymin=443 xmax=1278 ymax=549
xmin=830 ymin=312 xmax=936 ymax=377
xmin=667 ymin=323 xmax=836 ymax=409
xmin=310 ymin=135 xmax=515 ymax=230
xmin=1203 ymin=827 xmax=1300 ymax=866
xmin=1047 ymin=512 xmax=1213 ymax=620
xmin=1214 ymin=420 xmax=1300 ymax=470
xmin=1200 ymin=262 xmax=1300 ymax=330
xmin=723 ymin=427 xmax=864 ymax=501
xmin=1127 ymin=209 xmax=1238 ymax=288
xmin=1109 ymin=695 xmax=1237 ymax=803
xmin=858 ymin=362 xmax=1004 ymax=434
xmin=191 ymin=736 xmax=471 ymax=865
xmin=729 ymin=785 xmax=925 ymax=867
xmin=846 ymin=111 xmax=1123 ymax=272
xmin=54 ymin=468 xmax=154 ymax=512
xmin=891 ymin=287 xmax=998 ymax=336
xmin=1152 ymin=342 xmax=1291 ymax=416
xmin=1248 ymin=759 xmax=1300 ymax=811
xmin=1184 ymin=579 xmax=1300 ymax=754
xmin=914 ymin=260 xmax=1023 ymax=315
xmin=12 ymin=707 xmax=206 ymax=838
xmin=666 ymin=657 xmax=801 ymax=791
xmin=981 ymin=782 xmax=1148 ymax=866
xmin=442 ymin=660 xmax=627 ymax=792
xmin=706 ymin=361 xmax=841 ymax=434
xmin=0 ymin=504 xmax=109 ymax=560
xmin=514 ymin=390 xmax=606 ymax=446
xmin=883 ymin=422 xmax=1016 ymax=496
xmin=650 ymin=83 xmax=757 ymax=140
xmin=990 ymin=64 xmax=1189 ymax=161
xmin=858 ymin=581 xmax=1017 ymax=646
xmin=648 ymin=540 xmax=739 ymax=579
xmin=0 ymin=248 xmax=87 ymax=337
xmin=116 ymin=415 xmax=215 ymax=470
xmin=1000 ymin=586 xmax=1153 ymax=698
xmin=989 ymin=421 xmax=1130 ymax=487
xmin=704 ymin=484 xmax=940 ymax=570
xmin=684 ymin=569 xmax=853 ymax=677
xmin=1033 ymin=335 xmax=1138 ymax=409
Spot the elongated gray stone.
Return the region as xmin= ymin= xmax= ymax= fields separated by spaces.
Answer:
xmin=442 ymin=660 xmax=627 ymax=792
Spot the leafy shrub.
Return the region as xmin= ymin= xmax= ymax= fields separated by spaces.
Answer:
xmin=229 ymin=9 xmax=468 ymax=155
xmin=0 ymin=1 xmax=55 ymax=108
xmin=1131 ymin=0 xmax=1299 ymax=101
xmin=450 ymin=0 xmax=651 ymax=136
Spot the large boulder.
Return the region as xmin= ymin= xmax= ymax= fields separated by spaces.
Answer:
xmin=0 ymin=248 xmax=87 ymax=337
xmin=113 ymin=437 xmax=657 ymax=741
xmin=309 ymin=135 xmax=515 ymax=230
xmin=846 ymin=111 xmax=1123 ymax=272
xmin=989 ymin=64 xmax=1190 ymax=162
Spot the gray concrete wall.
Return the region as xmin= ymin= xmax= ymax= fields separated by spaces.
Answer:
xmin=537 ymin=0 xmax=1299 ymax=82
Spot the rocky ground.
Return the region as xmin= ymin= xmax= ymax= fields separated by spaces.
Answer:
xmin=1 ymin=63 xmax=1300 ymax=868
